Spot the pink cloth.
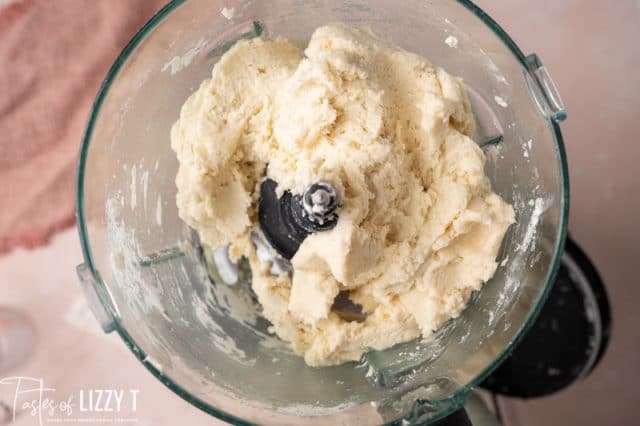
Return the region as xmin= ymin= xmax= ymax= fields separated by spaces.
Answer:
xmin=0 ymin=0 xmax=167 ymax=254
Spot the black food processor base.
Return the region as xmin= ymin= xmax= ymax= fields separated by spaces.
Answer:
xmin=433 ymin=236 xmax=610 ymax=425
xmin=479 ymin=235 xmax=611 ymax=398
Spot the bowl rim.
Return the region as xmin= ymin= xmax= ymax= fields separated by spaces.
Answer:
xmin=75 ymin=0 xmax=569 ymax=424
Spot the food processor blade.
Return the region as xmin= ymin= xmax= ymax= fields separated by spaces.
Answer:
xmin=257 ymin=177 xmax=339 ymax=260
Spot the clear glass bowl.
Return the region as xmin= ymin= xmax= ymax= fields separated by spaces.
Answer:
xmin=76 ymin=0 xmax=569 ymax=424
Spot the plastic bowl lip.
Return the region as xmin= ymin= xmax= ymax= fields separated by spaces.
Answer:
xmin=75 ymin=0 xmax=569 ymax=424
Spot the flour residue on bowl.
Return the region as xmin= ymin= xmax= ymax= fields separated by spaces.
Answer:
xmin=444 ymin=35 xmax=458 ymax=48
xmin=519 ymin=196 xmax=553 ymax=254
xmin=155 ymin=195 xmax=163 ymax=226
xmin=494 ymin=95 xmax=508 ymax=108
xmin=221 ymin=7 xmax=235 ymax=20
xmin=129 ymin=165 xmax=137 ymax=210
xmin=490 ymin=192 xmax=555 ymax=328
xmin=107 ymin=197 xmax=162 ymax=313
xmin=140 ymin=166 xmax=149 ymax=210
xmin=192 ymin=290 xmax=255 ymax=366
xmin=162 ymin=37 xmax=207 ymax=75
xmin=106 ymin=192 xmax=258 ymax=366
xmin=274 ymin=401 xmax=359 ymax=417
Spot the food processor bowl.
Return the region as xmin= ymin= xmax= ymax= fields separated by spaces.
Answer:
xmin=75 ymin=0 xmax=568 ymax=424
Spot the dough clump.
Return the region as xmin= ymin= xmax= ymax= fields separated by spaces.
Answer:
xmin=172 ymin=24 xmax=515 ymax=366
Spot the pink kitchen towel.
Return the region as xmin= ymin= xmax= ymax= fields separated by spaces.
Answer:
xmin=0 ymin=0 xmax=168 ymax=254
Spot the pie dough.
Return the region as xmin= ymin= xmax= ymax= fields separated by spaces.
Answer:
xmin=171 ymin=24 xmax=515 ymax=366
